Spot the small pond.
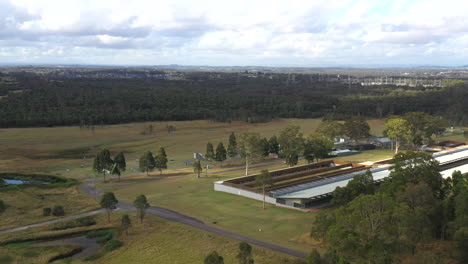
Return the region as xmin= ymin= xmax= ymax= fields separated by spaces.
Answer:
xmin=4 ymin=179 xmax=51 ymax=185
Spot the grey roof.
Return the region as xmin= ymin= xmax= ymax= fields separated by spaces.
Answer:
xmin=277 ymin=146 xmax=468 ymax=200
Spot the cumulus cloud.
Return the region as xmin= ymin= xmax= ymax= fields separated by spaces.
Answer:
xmin=0 ymin=0 xmax=467 ymax=65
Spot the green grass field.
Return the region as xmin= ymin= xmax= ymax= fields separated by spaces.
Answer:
xmin=0 ymin=185 xmax=99 ymax=230
xmin=0 ymin=213 xmax=301 ymax=264
xmin=0 ymin=118 xmax=387 ymax=178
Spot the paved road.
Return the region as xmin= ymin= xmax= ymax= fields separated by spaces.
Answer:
xmin=1 ymin=159 xmax=309 ymax=258
xmin=81 ymin=180 xmax=308 ymax=258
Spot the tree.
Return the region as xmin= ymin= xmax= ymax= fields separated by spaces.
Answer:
xmin=454 ymin=227 xmax=468 ymax=263
xmin=111 ymin=165 xmax=121 ymax=181
xmin=382 ymin=151 xmax=442 ymax=197
xmin=423 ymin=115 xmax=447 ymax=140
xmin=228 ymin=132 xmax=238 ymax=157
xmin=303 ymin=134 xmax=333 ymax=163
xmin=204 ymin=251 xmax=224 ymax=264
xmin=52 ymin=205 xmax=65 ymax=216
xmin=315 ymin=119 xmax=344 ymax=139
xmin=100 ymin=192 xmax=118 ymax=222
xmin=464 ymin=130 xmax=468 ymax=141
xmin=268 ymin=135 xmax=280 ymax=156
xmin=259 ymin=138 xmax=270 ymax=157
xmin=155 ymin=147 xmax=168 ymax=175
xmin=0 ymin=178 xmax=5 ymax=187
xmin=206 ymin=142 xmax=215 ymax=160
xmin=194 ymin=160 xmax=203 ymax=178
xmin=113 ymin=152 xmax=126 ymax=181
xmin=306 ymin=249 xmax=322 ymax=264
xmin=0 ymin=200 xmax=5 ymax=214
xmin=133 ymin=194 xmax=150 ymax=223
xmin=139 ymin=151 xmax=155 ymax=176
xmin=384 ymin=117 xmax=414 ymax=154
xmin=93 ymin=149 xmax=114 ymax=182
xmin=237 ymin=242 xmax=254 ymax=264
xmin=239 ymin=132 xmax=262 ymax=176
xmin=278 ymin=126 xmax=304 ymax=167
xmin=215 ymin=142 xmax=227 ymax=165
xmin=256 ymin=170 xmax=272 ymax=209
xmin=332 ymin=170 xmax=375 ymax=205
xmin=121 ymin=214 xmax=131 ymax=235
xmin=343 ymin=117 xmax=370 ymax=143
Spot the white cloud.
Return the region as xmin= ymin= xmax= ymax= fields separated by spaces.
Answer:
xmin=0 ymin=0 xmax=467 ymax=66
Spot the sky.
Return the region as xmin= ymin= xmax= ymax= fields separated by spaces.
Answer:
xmin=0 ymin=0 xmax=467 ymax=67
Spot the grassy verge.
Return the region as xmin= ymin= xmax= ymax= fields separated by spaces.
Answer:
xmin=0 ymin=185 xmax=98 ymax=230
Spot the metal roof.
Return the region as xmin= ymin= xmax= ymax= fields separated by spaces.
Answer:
xmin=277 ymin=146 xmax=468 ymax=200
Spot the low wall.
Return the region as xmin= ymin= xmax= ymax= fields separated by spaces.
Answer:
xmin=214 ymin=182 xmax=277 ymax=204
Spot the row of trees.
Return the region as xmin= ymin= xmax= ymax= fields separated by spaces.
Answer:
xmin=311 ymin=151 xmax=468 ymax=263
xmin=93 ymin=148 xmax=169 ymax=180
xmin=1 ymin=71 xmax=466 ymax=128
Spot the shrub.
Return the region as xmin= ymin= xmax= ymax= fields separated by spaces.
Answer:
xmin=43 ymin=207 xmax=51 ymax=216
xmin=0 ymin=178 xmax=5 ymax=186
xmin=52 ymin=205 xmax=65 ymax=216
xmin=82 ymin=252 xmax=104 ymax=262
xmin=52 ymin=216 xmax=96 ymax=230
xmin=0 ymin=256 xmax=12 ymax=264
xmin=86 ymin=229 xmax=113 ymax=239
xmin=103 ymin=239 xmax=123 ymax=252
xmin=96 ymin=233 xmax=114 ymax=244
xmin=0 ymin=200 xmax=5 ymax=213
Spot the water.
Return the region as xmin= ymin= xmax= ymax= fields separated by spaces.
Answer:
xmin=4 ymin=179 xmax=50 ymax=185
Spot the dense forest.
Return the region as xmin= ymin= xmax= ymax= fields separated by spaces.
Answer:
xmin=0 ymin=70 xmax=466 ymax=127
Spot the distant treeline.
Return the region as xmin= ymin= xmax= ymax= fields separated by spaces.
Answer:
xmin=0 ymin=71 xmax=466 ymax=127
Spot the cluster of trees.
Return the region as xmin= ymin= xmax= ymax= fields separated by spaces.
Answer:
xmin=93 ymin=149 xmax=126 ymax=181
xmin=204 ymin=241 xmax=254 ymax=264
xmin=93 ymin=147 xmax=169 ymax=179
xmin=0 ymin=71 xmax=466 ymax=128
xmin=100 ymin=191 xmax=150 ymax=233
xmin=384 ymin=112 xmax=448 ymax=153
xmin=139 ymin=147 xmax=168 ymax=176
xmin=311 ymin=151 xmax=468 ymax=263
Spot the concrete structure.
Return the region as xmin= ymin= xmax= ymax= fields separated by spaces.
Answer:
xmin=214 ymin=144 xmax=468 ymax=210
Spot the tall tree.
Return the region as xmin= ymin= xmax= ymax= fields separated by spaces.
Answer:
xmin=256 ymin=170 xmax=272 ymax=209
xmin=93 ymin=149 xmax=114 ymax=182
xmin=278 ymin=125 xmax=304 ymax=167
xmin=237 ymin=242 xmax=254 ymax=264
xmin=306 ymin=249 xmax=322 ymax=264
xmin=228 ymin=132 xmax=238 ymax=157
xmin=133 ymin=194 xmax=150 ymax=223
xmin=114 ymin=152 xmax=126 ymax=172
xmin=206 ymin=142 xmax=215 ymax=160
xmin=268 ymin=135 xmax=280 ymax=156
xmin=303 ymin=134 xmax=333 ymax=163
xmin=111 ymin=165 xmax=121 ymax=182
xmin=139 ymin=151 xmax=155 ymax=176
xmin=194 ymin=160 xmax=203 ymax=178
xmin=100 ymin=192 xmax=118 ymax=222
xmin=315 ymin=119 xmax=344 ymax=139
xmin=214 ymin=142 xmax=227 ymax=166
xmin=332 ymin=170 xmax=375 ymax=205
xmin=0 ymin=200 xmax=5 ymax=214
xmin=155 ymin=147 xmax=168 ymax=175
xmin=204 ymin=251 xmax=224 ymax=264
xmin=343 ymin=117 xmax=370 ymax=143
xmin=238 ymin=132 xmax=262 ymax=176
xmin=121 ymin=214 xmax=131 ymax=235
xmin=260 ymin=137 xmax=270 ymax=157
xmin=382 ymin=151 xmax=442 ymax=197
xmin=383 ymin=117 xmax=413 ymax=154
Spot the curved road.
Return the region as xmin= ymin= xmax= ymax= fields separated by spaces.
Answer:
xmin=0 ymin=160 xmax=308 ymax=258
